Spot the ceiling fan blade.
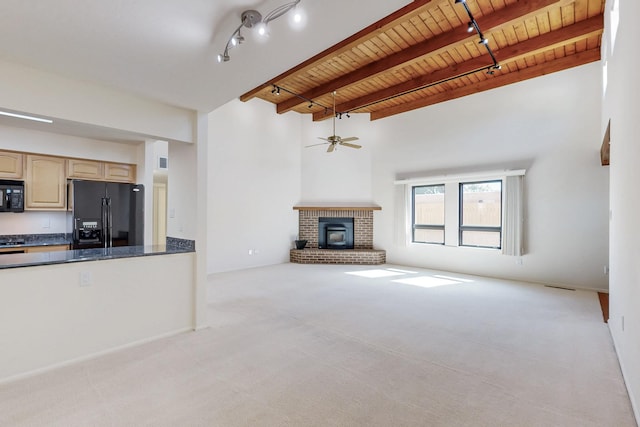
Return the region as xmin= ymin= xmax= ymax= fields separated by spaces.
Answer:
xmin=317 ymin=137 xmax=331 ymax=141
xmin=306 ymin=142 xmax=329 ymax=148
xmin=340 ymin=142 xmax=362 ymax=149
xmin=340 ymin=137 xmax=359 ymax=142
xmin=327 ymin=144 xmax=335 ymax=153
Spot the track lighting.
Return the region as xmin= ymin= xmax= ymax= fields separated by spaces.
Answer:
xmin=308 ymin=102 xmax=313 ymax=108
xmin=217 ymin=1 xmax=303 ymax=63
xmin=456 ymin=0 xmax=500 ymax=73
xmin=271 ymin=85 xmax=281 ymax=95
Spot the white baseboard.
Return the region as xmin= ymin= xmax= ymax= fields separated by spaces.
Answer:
xmin=0 ymin=327 xmax=193 ymax=386
xmin=609 ymin=323 xmax=640 ymax=426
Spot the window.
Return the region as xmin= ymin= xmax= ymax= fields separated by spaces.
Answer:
xmin=412 ymin=184 xmax=445 ymax=244
xmin=400 ymin=170 xmax=522 ymax=252
xmin=459 ymin=180 xmax=502 ymax=249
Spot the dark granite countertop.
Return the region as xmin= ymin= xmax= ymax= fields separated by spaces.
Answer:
xmin=0 ymin=233 xmax=71 ymax=249
xmin=0 ymin=244 xmax=194 ymax=270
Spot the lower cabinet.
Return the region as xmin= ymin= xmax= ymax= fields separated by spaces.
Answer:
xmin=26 ymin=245 xmax=69 ymax=253
xmin=0 ymin=245 xmax=69 ymax=255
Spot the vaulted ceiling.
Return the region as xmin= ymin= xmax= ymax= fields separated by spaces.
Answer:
xmin=242 ymin=0 xmax=604 ymax=121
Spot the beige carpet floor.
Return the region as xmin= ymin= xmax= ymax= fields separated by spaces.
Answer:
xmin=0 ymin=263 xmax=636 ymax=426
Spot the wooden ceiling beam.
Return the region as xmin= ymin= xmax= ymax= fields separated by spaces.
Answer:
xmin=275 ymin=0 xmax=567 ymax=115
xmin=238 ymin=0 xmax=442 ymax=102
xmin=369 ymin=48 xmax=601 ymax=120
xmin=313 ymin=13 xmax=603 ymax=121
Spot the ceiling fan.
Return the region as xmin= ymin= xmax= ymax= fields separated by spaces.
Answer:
xmin=307 ymin=91 xmax=360 ymax=153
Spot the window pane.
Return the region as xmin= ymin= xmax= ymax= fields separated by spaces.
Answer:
xmin=461 ymin=181 xmax=502 ymax=226
xmin=413 ymin=185 xmax=445 ymax=225
xmin=414 ymin=228 xmax=444 ymax=244
xmin=461 ymin=230 xmax=501 ymax=248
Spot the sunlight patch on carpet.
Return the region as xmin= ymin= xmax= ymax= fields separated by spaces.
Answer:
xmin=393 ymin=276 xmax=468 ymax=288
xmin=346 ymin=269 xmax=407 ymax=278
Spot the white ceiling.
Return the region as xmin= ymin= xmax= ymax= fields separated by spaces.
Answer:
xmin=0 ymin=0 xmax=410 ymax=115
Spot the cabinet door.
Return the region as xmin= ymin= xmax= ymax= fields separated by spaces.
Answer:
xmin=0 ymin=151 xmax=24 ymax=179
xmin=67 ymin=159 xmax=103 ymax=180
xmin=104 ymin=162 xmax=136 ymax=182
xmin=26 ymin=244 xmax=69 ymax=253
xmin=25 ymin=155 xmax=66 ymax=210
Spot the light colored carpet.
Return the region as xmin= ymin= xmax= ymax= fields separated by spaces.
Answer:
xmin=0 ymin=263 xmax=636 ymax=427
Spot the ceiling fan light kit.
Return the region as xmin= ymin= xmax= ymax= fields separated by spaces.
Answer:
xmin=217 ymin=0 xmax=302 ymax=63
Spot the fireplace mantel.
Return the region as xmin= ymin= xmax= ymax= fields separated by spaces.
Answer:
xmin=293 ymin=203 xmax=381 ymax=211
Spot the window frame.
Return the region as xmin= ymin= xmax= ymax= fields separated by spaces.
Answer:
xmin=458 ymin=179 xmax=503 ymax=249
xmin=411 ymin=184 xmax=445 ymax=245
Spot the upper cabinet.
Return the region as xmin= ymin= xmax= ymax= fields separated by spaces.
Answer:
xmin=25 ymin=155 xmax=66 ymax=210
xmin=0 ymin=150 xmax=24 ymax=179
xmin=67 ymin=159 xmax=104 ymax=180
xmin=3 ymin=149 xmax=136 ymax=211
xmin=67 ymin=158 xmax=135 ymax=183
xmin=104 ymin=162 xmax=136 ymax=182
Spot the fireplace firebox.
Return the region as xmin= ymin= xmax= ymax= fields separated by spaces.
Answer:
xmin=318 ymin=217 xmax=354 ymax=249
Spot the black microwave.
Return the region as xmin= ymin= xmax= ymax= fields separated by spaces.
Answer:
xmin=0 ymin=180 xmax=25 ymax=212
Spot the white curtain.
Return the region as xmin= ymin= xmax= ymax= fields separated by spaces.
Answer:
xmin=502 ymin=175 xmax=524 ymax=256
xmin=394 ymin=185 xmax=409 ymax=246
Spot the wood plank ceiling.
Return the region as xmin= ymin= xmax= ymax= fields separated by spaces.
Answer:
xmin=240 ymin=0 xmax=604 ymax=121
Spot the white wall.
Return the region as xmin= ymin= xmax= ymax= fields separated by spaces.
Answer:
xmin=0 ymin=60 xmax=196 ymax=144
xmin=207 ymin=99 xmax=301 ymax=273
xmin=603 ymin=0 xmax=640 ymax=420
xmin=368 ymin=62 xmax=608 ymax=291
xmin=300 ymin=113 xmax=375 ymax=202
xmin=295 ymin=63 xmax=607 ymax=291
xmin=0 ymin=253 xmax=195 ymax=382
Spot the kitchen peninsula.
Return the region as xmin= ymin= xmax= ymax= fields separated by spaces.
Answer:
xmin=0 ymin=238 xmax=196 ymax=383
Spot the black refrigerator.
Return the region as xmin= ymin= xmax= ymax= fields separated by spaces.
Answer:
xmin=70 ymin=179 xmax=144 ymax=249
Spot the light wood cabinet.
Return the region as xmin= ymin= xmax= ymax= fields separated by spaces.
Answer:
xmin=26 ymin=244 xmax=69 ymax=253
xmin=25 ymin=155 xmax=66 ymax=210
xmin=0 ymin=150 xmax=24 ymax=179
xmin=105 ymin=162 xmax=136 ymax=182
xmin=0 ymin=247 xmax=26 ymax=254
xmin=67 ymin=159 xmax=103 ymax=180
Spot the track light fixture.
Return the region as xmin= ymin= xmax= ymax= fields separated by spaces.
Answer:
xmin=270 ymin=84 xmax=355 ymax=118
xmin=456 ymin=0 xmax=500 ymax=72
xmin=217 ymin=0 xmax=302 ymax=63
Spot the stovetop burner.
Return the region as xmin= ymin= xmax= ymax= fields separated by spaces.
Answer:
xmin=0 ymin=238 xmax=25 ymax=246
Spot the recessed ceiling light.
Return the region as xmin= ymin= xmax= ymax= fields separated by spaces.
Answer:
xmin=0 ymin=111 xmax=53 ymax=124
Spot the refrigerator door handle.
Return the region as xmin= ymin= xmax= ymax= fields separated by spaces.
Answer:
xmin=101 ymin=197 xmax=109 ymax=249
xmin=107 ymin=197 xmax=113 ymax=248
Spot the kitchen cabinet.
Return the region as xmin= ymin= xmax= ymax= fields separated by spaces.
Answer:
xmin=0 ymin=150 xmax=24 ymax=179
xmin=0 ymin=247 xmax=26 ymax=254
xmin=105 ymin=162 xmax=136 ymax=182
xmin=25 ymin=155 xmax=66 ymax=210
xmin=67 ymin=159 xmax=103 ymax=180
xmin=26 ymin=244 xmax=69 ymax=253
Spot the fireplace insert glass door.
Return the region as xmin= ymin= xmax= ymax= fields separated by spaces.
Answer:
xmin=318 ymin=217 xmax=354 ymax=249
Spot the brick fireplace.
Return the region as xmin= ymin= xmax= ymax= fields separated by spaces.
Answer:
xmin=290 ymin=204 xmax=386 ymax=265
